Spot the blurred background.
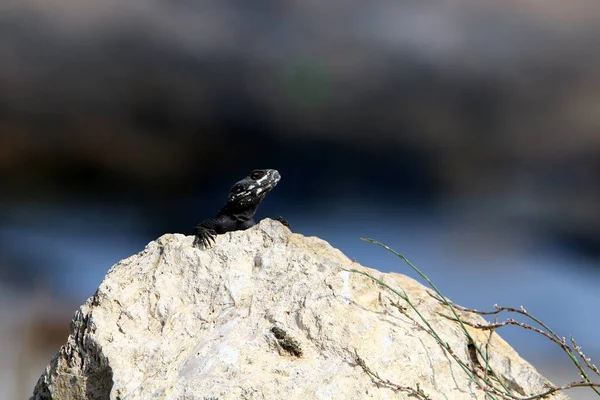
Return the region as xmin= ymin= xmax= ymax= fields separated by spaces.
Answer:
xmin=1 ymin=0 xmax=600 ymax=398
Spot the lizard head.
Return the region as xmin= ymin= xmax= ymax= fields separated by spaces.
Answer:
xmin=227 ymin=169 xmax=281 ymax=207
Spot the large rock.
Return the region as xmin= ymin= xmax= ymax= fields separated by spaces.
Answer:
xmin=31 ymin=219 xmax=568 ymax=400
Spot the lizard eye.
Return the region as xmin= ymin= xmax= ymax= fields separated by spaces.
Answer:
xmin=250 ymin=170 xmax=266 ymax=180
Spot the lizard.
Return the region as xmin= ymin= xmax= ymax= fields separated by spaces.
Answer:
xmin=192 ymin=168 xmax=286 ymax=248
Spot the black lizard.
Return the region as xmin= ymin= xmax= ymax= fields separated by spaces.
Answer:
xmin=193 ymin=169 xmax=285 ymax=248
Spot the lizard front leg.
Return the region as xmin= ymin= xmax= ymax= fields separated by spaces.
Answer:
xmin=193 ymin=215 xmax=239 ymax=248
xmin=193 ymin=220 xmax=218 ymax=248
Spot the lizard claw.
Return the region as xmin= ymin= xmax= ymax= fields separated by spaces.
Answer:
xmin=193 ymin=226 xmax=217 ymax=248
xmin=275 ymin=216 xmax=290 ymax=229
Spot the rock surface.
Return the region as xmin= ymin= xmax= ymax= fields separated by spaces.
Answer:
xmin=31 ymin=219 xmax=568 ymax=400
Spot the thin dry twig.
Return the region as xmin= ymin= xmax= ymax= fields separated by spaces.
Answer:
xmin=430 ymin=293 xmax=600 ymax=397
xmin=354 ymin=350 xmax=432 ymax=400
xmin=571 ymin=336 xmax=600 ymax=378
xmin=353 ymin=239 xmax=600 ymax=400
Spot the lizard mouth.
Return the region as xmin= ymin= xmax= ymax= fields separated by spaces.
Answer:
xmin=257 ymin=169 xmax=280 ymax=191
xmin=268 ymin=170 xmax=281 ymax=187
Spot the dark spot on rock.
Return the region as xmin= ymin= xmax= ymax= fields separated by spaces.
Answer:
xmin=271 ymin=326 xmax=303 ymax=357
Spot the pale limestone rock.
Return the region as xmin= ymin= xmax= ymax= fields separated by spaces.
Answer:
xmin=31 ymin=219 xmax=568 ymax=400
